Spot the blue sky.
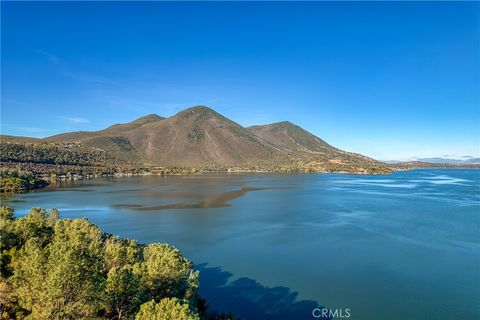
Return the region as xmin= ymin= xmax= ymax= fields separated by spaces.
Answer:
xmin=1 ymin=1 xmax=479 ymax=160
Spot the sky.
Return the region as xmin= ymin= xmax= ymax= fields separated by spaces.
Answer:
xmin=1 ymin=1 xmax=479 ymax=161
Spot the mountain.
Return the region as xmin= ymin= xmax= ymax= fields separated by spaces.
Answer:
xmin=248 ymin=121 xmax=333 ymax=153
xmin=43 ymin=114 xmax=165 ymax=162
xmin=247 ymin=120 xmax=381 ymax=169
xmin=1 ymin=106 xmax=390 ymax=173
xmin=463 ymin=157 xmax=480 ymax=164
xmin=46 ymin=114 xmax=164 ymax=143
xmin=0 ymin=135 xmax=42 ymax=144
xmin=415 ymin=157 xmax=480 ymax=164
xmin=120 ymin=106 xmax=278 ymax=167
xmin=386 ymin=156 xmax=480 ymax=165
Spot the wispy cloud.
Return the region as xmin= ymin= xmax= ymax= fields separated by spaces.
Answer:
xmin=37 ymin=49 xmax=118 ymax=86
xmin=64 ymin=117 xmax=91 ymax=124
xmin=1 ymin=123 xmax=49 ymax=135
xmin=36 ymin=49 xmax=61 ymax=64
xmin=16 ymin=126 xmax=49 ymax=134
xmin=36 ymin=50 xmax=220 ymax=117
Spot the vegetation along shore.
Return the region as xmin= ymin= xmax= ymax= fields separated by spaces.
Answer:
xmin=0 ymin=206 xmax=239 ymax=320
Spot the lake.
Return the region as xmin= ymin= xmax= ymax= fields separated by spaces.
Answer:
xmin=2 ymin=169 xmax=479 ymax=319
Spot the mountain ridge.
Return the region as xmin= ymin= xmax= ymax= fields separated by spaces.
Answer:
xmin=1 ymin=106 xmax=390 ymax=173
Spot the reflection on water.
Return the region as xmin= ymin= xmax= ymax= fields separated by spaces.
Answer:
xmin=2 ymin=169 xmax=479 ymax=320
xmin=112 ymin=187 xmax=270 ymax=210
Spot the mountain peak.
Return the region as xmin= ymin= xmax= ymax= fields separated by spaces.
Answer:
xmin=105 ymin=114 xmax=164 ymax=131
xmin=179 ymin=105 xmax=215 ymax=114
xmin=249 ymin=120 xmax=332 ymax=152
xmin=249 ymin=121 xmax=295 ymax=130
xmin=38 ymin=105 xmax=386 ymax=171
xmin=270 ymin=121 xmax=294 ymax=127
xmin=187 ymin=105 xmax=214 ymax=112
xmin=130 ymin=114 xmax=164 ymax=124
xmin=175 ymin=105 xmax=225 ymax=120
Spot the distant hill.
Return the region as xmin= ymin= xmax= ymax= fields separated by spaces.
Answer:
xmin=0 ymin=135 xmax=42 ymax=144
xmin=46 ymin=114 xmax=165 ymax=142
xmin=1 ymin=106 xmax=391 ymax=173
xmin=416 ymin=157 xmax=480 ymax=164
xmin=248 ymin=121 xmax=333 ymax=153
xmin=387 ymin=156 xmax=480 ymax=165
xmin=43 ymin=114 xmax=165 ymax=162
xmin=389 ymin=161 xmax=480 ymax=170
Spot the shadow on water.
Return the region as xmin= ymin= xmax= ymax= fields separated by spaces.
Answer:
xmin=112 ymin=187 xmax=270 ymax=211
xmin=196 ymin=263 xmax=330 ymax=320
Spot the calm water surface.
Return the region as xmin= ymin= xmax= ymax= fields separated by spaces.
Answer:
xmin=3 ymin=169 xmax=479 ymax=319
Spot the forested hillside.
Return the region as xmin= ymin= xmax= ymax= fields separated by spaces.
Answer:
xmin=0 ymin=207 xmax=234 ymax=320
xmin=0 ymin=142 xmax=121 ymax=166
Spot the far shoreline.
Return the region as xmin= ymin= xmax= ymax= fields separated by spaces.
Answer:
xmin=2 ymin=165 xmax=478 ymax=198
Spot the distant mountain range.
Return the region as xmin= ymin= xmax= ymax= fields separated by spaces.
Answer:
xmin=0 ymin=106 xmax=390 ymax=174
xmin=386 ymin=156 xmax=480 ymax=165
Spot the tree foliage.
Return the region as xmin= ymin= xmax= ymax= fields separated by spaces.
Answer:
xmin=0 ymin=169 xmax=48 ymax=193
xmin=135 ymin=298 xmax=200 ymax=320
xmin=0 ymin=142 xmax=118 ymax=167
xmin=0 ymin=207 xmax=203 ymax=320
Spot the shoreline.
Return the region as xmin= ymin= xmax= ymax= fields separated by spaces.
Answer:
xmin=1 ymin=165 xmax=478 ymax=198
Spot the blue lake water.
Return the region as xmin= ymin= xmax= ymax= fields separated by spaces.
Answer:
xmin=2 ymin=169 xmax=479 ymax=319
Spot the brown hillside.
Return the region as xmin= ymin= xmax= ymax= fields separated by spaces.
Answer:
xmin=123 ymin=106 xmax=277 ymax=167
xmin=248 ymin=121 xmax=333 ymax=153
xmin=46 ymin=114 xmax=164 ymax=142
xmin=2 ymin=106 xmax=390 ymax=172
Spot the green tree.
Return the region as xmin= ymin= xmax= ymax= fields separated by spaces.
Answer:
xmin=135 ymin=298 xmax=200 ymax=320
xmin=0 ymin=279 xmax=28 ymax=319
xmin=104 ymin=236 xmax=142 ymax=270
xmin=140 ymin=243 xmax=199 ymax=301
xmin=1 ymin=206 xmax=17 ymax=277
xmin=0 ymin=206 xmax=14 ymax=221
xmin=105 ymin=265 xmax=145 ymax=319
xmin=0 ymin=168 xmax=47 ymax=193
xmin=12 ymin=219 xmax=105 ymax=319
xmin=0 ymin=207 xmax=221 ymax=320
xmin=14 ymin=208 xmax=58 ymax=247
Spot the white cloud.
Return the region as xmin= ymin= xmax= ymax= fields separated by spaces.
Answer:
xmin=64 ymin=117 xmax=91 ymax=124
